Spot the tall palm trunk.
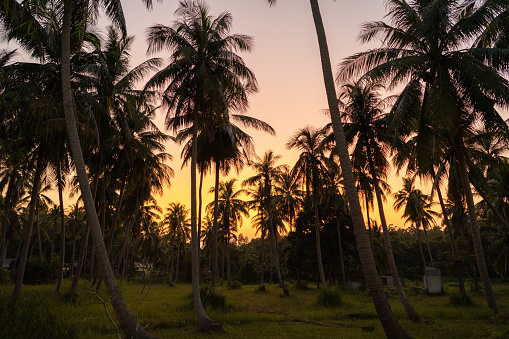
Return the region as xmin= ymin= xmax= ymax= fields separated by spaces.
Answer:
xmin=259 ymin=227 xmax=265 ymax=291
xmin=68 ymin=223 xmax=89 ymax=298
xmin=435 ymin=184 xmax=465 ymax=295
xmin=266 ymin=182 xmax=287 ymax=294
xmin=313 ymin=190 xmax=327 ymax=288
xmin=1 ymin=174 xmax=16 ymax=265
xmin=365 ymin=194 xmax=376 ymax=264
xmin=415 ymin=222 xmax=427 ymax=270
xmin=367 ymin=145 xmax=424 ymax=323
xmin=190 ymin=117 xmax=221 ymax=331
xmin=12 ymin=155 xmax=43 ymax=305
xmin=198 ymin=169 xmax=204 ymax=259
xmin=210 ymin=163 xmax=220 ymax=294
xmin=454 ymin=135 xmax=498 ymax=313
xmin=56 ymin=165 xmax=66 ymax=293
xmin=335 ymin=217 xmax=346 ymax=285
xmin=308 ymin=0 xmax=410 ymax=336
xmin=422 ymin=226 xmax=433 ymax=264
xmin=35 ymin=203 xmax=43 ymax=264
xmin=60 ymin=2 xmax=153 ymax=337
xmin=107 ymin=174 xmax=126 ymax=261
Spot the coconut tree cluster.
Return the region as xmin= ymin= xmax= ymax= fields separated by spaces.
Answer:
xmin=0 ymin=0 xmax=508 ymax=338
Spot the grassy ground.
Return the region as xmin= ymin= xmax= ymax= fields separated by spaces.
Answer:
xmin=1 ymin=279 xmax=508 ymax=338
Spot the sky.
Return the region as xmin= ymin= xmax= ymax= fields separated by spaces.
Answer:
xmin=85 ymin=0 xmax=441 ymax=240
xmin=112 ymin=0 xmax=424 ymax=240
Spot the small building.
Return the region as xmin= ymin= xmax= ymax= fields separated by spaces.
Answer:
xmin=2 ymin=259 xmax=15 ymax=269
xmin=423 ymin=266 xmax=443 ymax=294
xmin=380 ymin=275 xmax=394 ymax=288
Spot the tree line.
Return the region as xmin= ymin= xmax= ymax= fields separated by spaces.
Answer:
xmin=0 ymin=0 xmax=508 ymax=338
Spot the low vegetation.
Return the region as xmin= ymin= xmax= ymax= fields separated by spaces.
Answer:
xmin=1 ymin=279 xmax=509 ymax=338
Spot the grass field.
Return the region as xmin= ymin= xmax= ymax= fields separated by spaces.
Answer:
xmin=1 ymin=279 xmax=508 ymax=338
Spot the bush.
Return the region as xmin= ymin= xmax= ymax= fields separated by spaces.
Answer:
xmin=198 ymin=286 xmax=229 ymax=311
xmin=0 ymin=268 xmax=11 ymax=284
xmin=20 ymin=259 xmax=58 ymax=285
xmin=229 ymin=280 xmax=242 ymax=290
xmin=449 ymin=292 xmax=475 ymax=307
xmin=317 ymin=288 xmax=342 ymax=308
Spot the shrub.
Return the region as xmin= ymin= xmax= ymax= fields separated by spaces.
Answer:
xmin=19 ymin=258 xmax=59 ymax=285
xmin=198 ymin=286 xmax=229 ymax=311
xmin=0 ymin=268 xmax=11 ymax=284
xmin=229 ymin=280 xmax=242 ymax=290
xmin=317 ymin=288 xmax=342 ymax=308
xmin=449 ymin=292 xmax=475 ymax=307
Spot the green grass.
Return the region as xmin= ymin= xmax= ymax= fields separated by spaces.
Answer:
xmin=1 ymin=279 xmax=509 ymax=338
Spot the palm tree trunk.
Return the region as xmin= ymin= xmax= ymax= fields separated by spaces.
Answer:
xmin=35 ymin=203 xmax=43 ymax=265
xmin=266 ymin=184 xmax=286 ymax=293
xmin=61 ymin=2 xmax=153 ymax=337
xmin=210 ymin=163 xmax=220 ymax=294
xmin=335 ymin=217 xmax=346 ymax=285
xmin=226 ymin=225 xmax=232 ymax=286
xmin=308 ymin=0 xmax=410 ymax=336
xmin=313 ymin=191 xmax=327 ymax=288
xmin=198 ymin=169 xmax=204 ymax=258
xmin=107 ymin=174 xmax=126 ymax=262
xmin=12 ymin=155 xmax=43 ymax=305
xmin=422 ymin=226 xmax=433 ymax=264
xmin=454 ymin=136 xmax=498 ymax=313
xmin=190 ymin=114 xmax=221 ymax=331
xmin=367 ymin=144 xmax=424 ymax=323
xmin=174 ymin=244 xmax=180 ymax=284
xmin=259 ymin=227 xmax=265 ymax=291
xmin=68 ymin=224 xmax=89 ymax=298
xmin=55 ymin=165 xmax=66 ymax=293
xmin=1 ymin=174 xmax=16 ymax=266
xmin=365 ymin=194 xmax=376 ymax=266
xmin=415 ymin=222 xmax=427 ymax=271
xmin=435 ymin=184 xmax=465 ymax=295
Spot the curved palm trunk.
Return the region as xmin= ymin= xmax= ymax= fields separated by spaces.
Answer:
xmin=313 ymin=191 xmax=327 ymax=288
xmin=12 ymin=155 xmax=43 ymax=305
xmin=454 ymin=136 xmax=498 ymax=314
xmin=55 ymin=165 xmax=66 ymax=293
xmin=367 ymin=145 xmax=424 ymax=323
xmin=210 ymin=163 xmax=220 ymax=294
xmin=190 ymin=118 xmax=221 ymax=331
xmin=308 ymin=0 xmax=410 ymax=336
xmin=61 ymin=2 xmax=153 ymax=337
xmin=436 ymin=185 xmax=465 ymax=295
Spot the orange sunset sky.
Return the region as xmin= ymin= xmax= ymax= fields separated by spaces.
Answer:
xmin=109 ymin=0 xmax=434 ymax=240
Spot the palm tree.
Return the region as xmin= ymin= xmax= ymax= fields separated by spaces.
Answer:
xmin=175 ymin=111 xmax=273 ymax=294
xmin=145 ymin=1 xmax=257 ymax=330
xmin=338 ymin=0 xmax=509 ymax=314
xmin=265 ymin=1 xmax=408 ymax=335
xmin=208 ymin=179 xmax=248 ymax=286
xmin=243 ymin=151 xmax=289 ymax=295
xmin=161 ymin=202 xmax=190 ymax=285
xmin=287 ymin=126 xmax=330 ymax=288
xmin=336 ymin=80 xmax=424 ymax=322
xmin=394 ymin=177 xmax=438 ymax=270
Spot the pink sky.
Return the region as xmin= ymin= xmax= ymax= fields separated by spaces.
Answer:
xmin=115 ymin=0 xmax=426 ymax=239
